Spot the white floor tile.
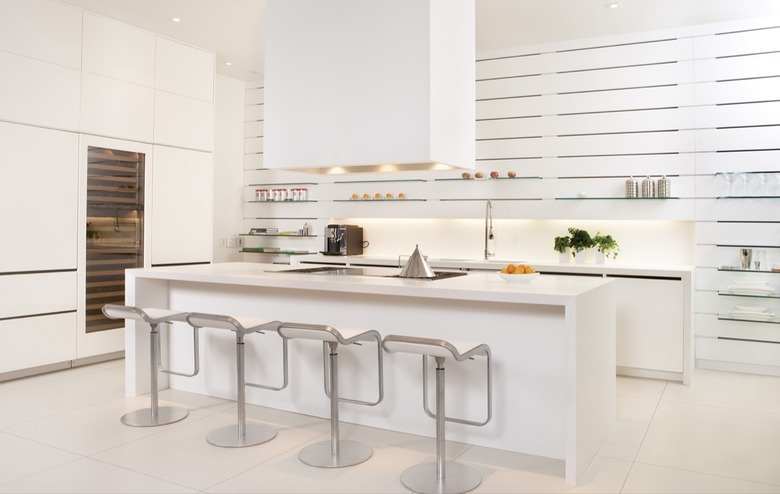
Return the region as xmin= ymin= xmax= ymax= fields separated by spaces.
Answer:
xmin=0 ymin=432 xmax=81 ymax=486
xmin=623 ymin=462 xmax=780 ymax=493
xmin=663 ymin=369 xmax=780 ymax=415
xmin=597 ymin=395 xmax=659 ymax=461
xmin=636 ymin=400 xmax=780 ymax=487
xmin=616 ymin=375 xmax=667 ymax=400
xmin=0 ymin=457 xmax=197 ymax=494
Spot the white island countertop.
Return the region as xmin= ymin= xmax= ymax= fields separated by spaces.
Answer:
xmin=125 ymin=262 xmax=616 ymax=485
xmin=130 ymin=261 xmax=612 ymax=305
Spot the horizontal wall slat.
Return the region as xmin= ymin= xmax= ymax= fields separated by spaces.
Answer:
xmin=695 ymin=101 xmax=780 ymax=128
xmin=694 ymin=52 xmax=780 ymax=82
xmin=695 ymin=127 xmax=780 ymax=152
xmin=245 ymin=104 xmax=264 ymax=122
xmin=693 ymin=26 xmax=780 ymax=59
xmin=695 ymin=78 xmax=780 ymax=105
xmin=551 ymin=61 xmax=694 ymax=94
xmin=551 ymin=38 xmax=693 ymax=73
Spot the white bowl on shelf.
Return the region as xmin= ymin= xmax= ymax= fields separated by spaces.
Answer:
xmin=498 ymin=272 xmax=539 ymax=283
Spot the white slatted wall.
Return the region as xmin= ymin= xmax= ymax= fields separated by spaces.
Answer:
xmin=244 ymin=17 xmax=780 ymax=374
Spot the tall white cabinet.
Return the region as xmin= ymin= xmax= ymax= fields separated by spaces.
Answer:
xmin=0 ymin=0 xmax=215 ymax=379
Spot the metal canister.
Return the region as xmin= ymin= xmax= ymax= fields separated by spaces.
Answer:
xmin=641 ymin=176 xmax=656 ymax=198
xmin=625 ymin=176 xmax=639 ymax=198
xmin=657 ymin=176 xmax=671 ymax=198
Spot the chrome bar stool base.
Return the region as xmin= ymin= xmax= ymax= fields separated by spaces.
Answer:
xmin=401 ymin=462 xmax=482 ymax=494
xmin=298 ymin=439 xmax=373 ymax=468
xmin=206 ymin=423 xmax=277 ymax=448
xmin=121 ymin=406 xmax=188 ymax=427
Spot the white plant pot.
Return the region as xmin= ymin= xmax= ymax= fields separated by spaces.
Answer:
xmin=558 ymin=248 xmax=571 ymax=263
xmin=574 ymin=251 xmax=586 ymax=263
xmin=596 ymin=250 xmax=606 ymax=264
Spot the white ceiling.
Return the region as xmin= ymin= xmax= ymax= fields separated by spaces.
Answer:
xmin=58 ymin=0 xmax=780 ymax=81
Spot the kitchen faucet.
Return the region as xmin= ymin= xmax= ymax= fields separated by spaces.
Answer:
xmin=484 ymin=199 xmax=495 ymax=260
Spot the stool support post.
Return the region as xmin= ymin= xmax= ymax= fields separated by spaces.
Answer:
xmin=328 ymin=341 xmax=340 ymax=458
xmin=149 ymin=324 xmax=160 ymax=418
xmin=435 ymin=356 xmax=446 ymax=481
xmin=237 ymin=334 xmax=247 ymax=437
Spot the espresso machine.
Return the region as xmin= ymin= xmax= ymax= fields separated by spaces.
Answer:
xmin=323 ymin=224 xmax=363 ymax=256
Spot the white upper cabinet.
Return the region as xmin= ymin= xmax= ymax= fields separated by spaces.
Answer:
xmin=0 ymin=122 xmax=79 ymax=272
xmin=150 ymin=146 xmax=213 ymax=265
xmin=80 ymin=73 xmax=155 ymax=143
xmin=0 ymin=50 xmax=81 ymax=131
xmin=0 ymin=0 xmax=82 ymax=69
xmin=82 ymin=13 xmax=155 ymax=87
xmin=153 ymin=91 xmax=214 ymax=151
xmin=155 ymin=38 xmax=215 ymax=102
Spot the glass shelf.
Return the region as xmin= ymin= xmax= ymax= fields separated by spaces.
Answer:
xmin=555 ymin=196 xmax=680 ymax=200
xmin=241 ymin=248 xmax=316 ymax=255
xmin=247 ymin=200 xmax=318 ymax=204
xmin=438 ymin=198 xmax=543 ymax=201
xmin=718 ymin=291 xmax=780 ymax=300
xmin=334 ymin=198 xmax=426 ymax=202
xmin=716 ymin=244 xmax=780 ymax=250
xmin=333 ymin=179 xmax=426 ymax=184
xmin=718 ymin=315 xmax=779 ymax=324
xmin=434 ymin=177 xmax=541 ymax=181
xmin=247 ymin=182 xmax=317 ymax=186
xmin=718 ymin=268 xmax=779 ymax=274
xmin=717 ymin=195 xmax=780 ymax=199
xmin=239 ymin=234 xmax=317 ymax=238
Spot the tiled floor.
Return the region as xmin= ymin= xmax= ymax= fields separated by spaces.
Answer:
xmin=0 ymin=361 xmax=779 ymax=493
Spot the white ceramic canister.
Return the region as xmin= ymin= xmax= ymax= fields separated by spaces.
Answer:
xmin=641 ymin=176 xmax=656 ymax=198
xmin=657 ymin=176 xmax=671 ymax=197
xmin=625 ymin=176 xmax=639 ymax=198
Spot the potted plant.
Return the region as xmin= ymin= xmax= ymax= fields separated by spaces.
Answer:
xmin=554 ymin=235 xmax=571 ymax=263
xmin=567 ymin=227 xmax=594 ymax=263
xmin=593 ymin=232 xmax=620 ymax=262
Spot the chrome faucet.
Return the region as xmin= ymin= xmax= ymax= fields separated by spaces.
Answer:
xmin=484 ymin=199 xmax=494 ymax=260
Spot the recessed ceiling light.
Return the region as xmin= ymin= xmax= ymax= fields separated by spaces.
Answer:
xmin=225 ymin=62 xmax=233 ymax=66
xmin=171 ymin=17 xmax=181 ymax=22
xmin=605 ymin=2 xmax=621 ymax=9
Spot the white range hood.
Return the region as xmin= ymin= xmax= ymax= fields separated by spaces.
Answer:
xmin=263 ymin=0 xmax=475 ymax=174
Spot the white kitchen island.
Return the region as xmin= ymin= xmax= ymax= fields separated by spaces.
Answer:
xmin=125 ymin=262 xmax=615 ymax=485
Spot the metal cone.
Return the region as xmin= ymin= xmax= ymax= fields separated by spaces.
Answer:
xmin=398 ymin=245 xmax=436 ymax=278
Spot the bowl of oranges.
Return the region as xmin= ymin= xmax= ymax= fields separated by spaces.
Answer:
xmin=498 ymin=263 xmax=539 ymax=283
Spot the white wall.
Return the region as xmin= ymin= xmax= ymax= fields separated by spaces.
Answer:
xmin=213 ymin=74 xmax=246 ymax=263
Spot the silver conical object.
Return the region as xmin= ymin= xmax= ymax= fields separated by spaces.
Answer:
xmin=399 ymin=245 xmax=436 ymax=279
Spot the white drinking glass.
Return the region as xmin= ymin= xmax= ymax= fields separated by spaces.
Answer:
xmin=740 ymin=172 xmax=751 ymax=196
xmin=755 ymin=173 xmax=767 ymax=196
xmin=754 ymin=250 xmax=766 ymax=271
xmin=720 ymin=172 xmax=737 ymax=197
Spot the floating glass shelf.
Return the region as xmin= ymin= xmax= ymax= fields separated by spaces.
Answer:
xmin=718 ymin=291 xmax=780 ymax=299
xmin=717 ymin=268 xmax=779 ymax=274
xmin=438 ymin=198 xmax=542 ymax=201
xmin=718 ymin=315 xmax=779 ymax=324
xmin=717 ymin=195 xmax=780 ymax=199
xmin=247 ymin=200 xmax=318 ymax=204
xmin=247 ymin=182 xmax=317 ymax=187
xmin=333 ymin=179 xmax=425 ymax=184
xmin=239 ymin=234 xmax=317 ymax=238
xmin=241 ymin=248 xmax=316 ymax=255
xmin=333 ymin=198 xmax=426 ymax=202
xmin=555 ymin=196 xmax=680 ymax=200
xmin=716 ymin=244 xmax=780 ymax=250
xmin=434 ymin=177 xmax=541 ymax=181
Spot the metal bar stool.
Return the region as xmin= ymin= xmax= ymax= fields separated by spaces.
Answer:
xmin=277 ymin=322 xmax=384 ymax=468
xmin=382 ymin=335 xmax=492 ymax=494
xmin=102 ymin=304 xmax=200 ymax=427
xmin=185 ymin=313 xmax=288 ymax=448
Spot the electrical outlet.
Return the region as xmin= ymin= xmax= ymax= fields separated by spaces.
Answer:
xmin=236 ymin=237 xmax=244 ymax=247
xmin=218 ymin=237 xmax=227 ymax=247
xmin=226 ymin=237 xmax=237 ymax=248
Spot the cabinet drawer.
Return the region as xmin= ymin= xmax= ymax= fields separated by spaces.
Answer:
xmin=696 ymin=336 xmax=780 ymax=368
xmin=0 ymin=271 xmax=76 ymax=319
xmin=0 ymin=312 xmax=77 ymax=373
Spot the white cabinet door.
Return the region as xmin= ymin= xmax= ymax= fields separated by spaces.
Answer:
xmin=150 ymin=146 xmax=213 ymax=265
xmin=155 ymin=38 xmax=214 ymax=102
xmin=0 ymin=313 xmax=77 ymax=374
xmin=0 ymin=123 xmax=79 ymax=272
xmin=0 ymin=51 xmax=81 ymax=131
xmin=153 ymin=91 xmax=214 ymax=151
xmin=82 ymin=12 xmax=155 ymax=87
xmin=80 ymin=73 xmax=155 ymax=143
xmin=615 ymin=277 xmax=684 ymax=373
xmin=0 ymin=0 xmax=82 ymax=69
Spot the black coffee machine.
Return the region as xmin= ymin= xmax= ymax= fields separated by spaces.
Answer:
xmin=323 ymin=224 xmax=363 ymax=256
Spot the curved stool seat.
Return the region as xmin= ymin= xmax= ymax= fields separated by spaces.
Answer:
xmin=382 ymin=335 xmax=492 ymax=494
xmin=185 ymin=313 xmax=287 ymax=448
xmin=102 ymin=305 xmax=199 ymax=427
xmin=278 ymin=322 xmax=384 ymax=468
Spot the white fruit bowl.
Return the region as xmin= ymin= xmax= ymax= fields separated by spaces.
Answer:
xmin=498 ymin=272 xmax=539 ymax=283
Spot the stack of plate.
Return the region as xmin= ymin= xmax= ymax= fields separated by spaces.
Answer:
xmin=728 ymin=305 xmax=775 ymax=321
xmin=727 ymin=281 xmax=774 ymax=296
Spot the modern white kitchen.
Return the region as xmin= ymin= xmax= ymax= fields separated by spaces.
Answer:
xmin=1 ymin=1 xmax=779 ymax=493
